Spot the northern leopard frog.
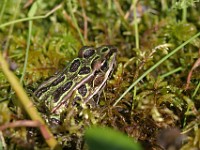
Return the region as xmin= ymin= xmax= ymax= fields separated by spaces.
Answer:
xmin=34 ymin=45 xmax=117 ymax=123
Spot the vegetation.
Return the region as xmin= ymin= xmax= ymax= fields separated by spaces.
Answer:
xmin=0 ymin=0 xmax=200 ymax=149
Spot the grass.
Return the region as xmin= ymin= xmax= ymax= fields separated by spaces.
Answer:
xmin=0 ymin=0 xmax=200 ymax=149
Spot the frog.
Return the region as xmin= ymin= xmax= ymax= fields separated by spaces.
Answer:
xmin=34 ymin=45 xmax=117 ymax=124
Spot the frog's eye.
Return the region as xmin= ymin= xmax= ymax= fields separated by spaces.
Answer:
xmin=100 ymin=46 xmax=109 ymax=53
xmin=100 ymin=45 xmax=117 ymax=53
xmin=99 ymin=46 xmax=117 ymax=58
xmin=78 ymin=46 xmax=96 ymax=58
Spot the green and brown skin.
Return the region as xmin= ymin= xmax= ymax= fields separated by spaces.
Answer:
xmin=34 ymin=45 xmax=117 ymax=123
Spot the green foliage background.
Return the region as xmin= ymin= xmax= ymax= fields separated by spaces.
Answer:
xmin=0 ymin=0 xmax=200 ymax=149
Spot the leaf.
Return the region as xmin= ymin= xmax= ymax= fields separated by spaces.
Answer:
xmin=28 ymin=0 xmax=38 ymax=17
xmin=85 ymin=126 xmax=142 ymax=150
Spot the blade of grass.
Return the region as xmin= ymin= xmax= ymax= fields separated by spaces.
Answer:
xmin=0 ymin=3 xmax=62 ymax=28
xmin=160 ymin=67 xmax=183 ymax=78
xmin=182 ymin=5 xmax=187 ymax=22
xmin=192 ymin=81 xmax=200 ymax=98
xmin=67 ymin=0 xmax=85 ymax=45
xmin=113 ymin=32 xmax=200 ymax=106
xmin=133 ymin=0 xmax=139 ymax=49
xmin=20 ymin=1 xmax=37 ymax=83
xmin=3 ymin=0 xmax=21 ymax=54
xmin=0 ymin=0 xmax=7 ymax=24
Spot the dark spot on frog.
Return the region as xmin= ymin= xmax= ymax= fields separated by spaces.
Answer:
xmin=53 ymin=86 xmax=63 ymax=102
xmin=78 ymin=66 xmax=91 ymax=75
xmin=63 ymin=81 xmax=73 ymax=91
xmin=35 ymin=86 xmax=50 ymax=97
xmin=51 ymin=75 xmax=65 ymax=86
xmin=78 ymin=84 xmax=87 ymax=97
xmin=53 ymin=81 xmax=73 ymax=102
xmin=69 ymin=59 xmax=81 ymax=72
